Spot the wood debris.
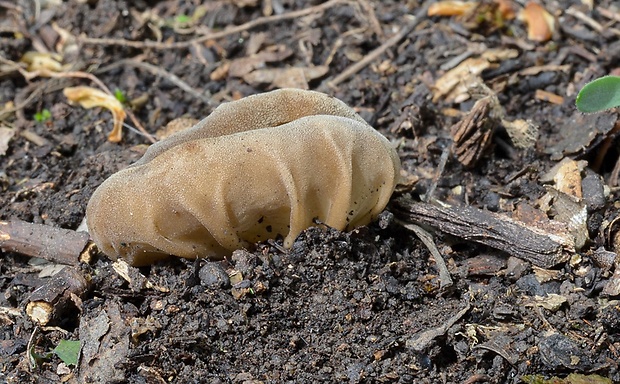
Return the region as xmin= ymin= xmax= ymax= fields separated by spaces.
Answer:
xmin=428 ymin=1 xmax=478 ymax=17
xmin=0 ymin=219 xmax=92 ymax=265
xmin=0 ymin=125 xmax=15 ymax=156
xmin=26 ymin=267 xmax=91 ymax=326
xmin=450 ymin=95 xmax=500 ymax=167
xmin=393 ymin=197 xmax=573 ymax=268
xmin=535 ymin=89 xmax=564 ymax=105
xmin=539 ymin=158 xmax=590 ymax=250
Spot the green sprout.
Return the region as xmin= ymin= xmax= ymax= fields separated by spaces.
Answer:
xmin=166 ymin=6 xmax=207 ymax=28
xmin=175 ymin=14 xmax=191 ymax=24
xmin=576 ymin=75 xmax=620 ymax=113
xmin=34 ymin=108 xmax=51 ymax=123
xmin=114 ymin=88 xmax=127 ymax=104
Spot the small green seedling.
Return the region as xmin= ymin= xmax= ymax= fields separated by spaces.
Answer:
xmin=114 ymin=88 xmax=127 ymax=104
xmin=34 ymin=108 xmax=51 ymax=123
xmin=174 ymin=14 xmax=191 ymax=24
xmin=576 ymin=75 xmax=620 ymax=113
xmin=28 ymin=339 xmax=81 ymax=368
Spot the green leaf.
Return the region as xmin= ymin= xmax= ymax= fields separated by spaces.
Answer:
xmin=52 ymin=339 xmax=81 ymax=366
xmin=576 ymin=75 xmax=620 ymax=113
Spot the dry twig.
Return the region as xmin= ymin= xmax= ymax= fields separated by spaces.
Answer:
xmin=78 ymin=0 xmax=348 ymax=50
xmin=0 ymin=219 xmax=94 ymax=266
xmin=401 ymin=222 xmax=453 ymax=289
xmin=97 ymin=59 xmax=212 ymax=106
xmin=406 ymin=298 xmax=470 ymax=352
xmin=320 ymin=4 xmax=429 ymax=89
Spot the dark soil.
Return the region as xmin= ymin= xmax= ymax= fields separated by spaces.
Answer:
xmin=1 ymin=0 xmax=620 ymax=383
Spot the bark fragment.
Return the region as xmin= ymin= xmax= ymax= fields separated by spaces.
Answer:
xmin=392 ymin=197 xmax=573 ymax=268
xmin=26 ymin=267 xmax=91 ymax=326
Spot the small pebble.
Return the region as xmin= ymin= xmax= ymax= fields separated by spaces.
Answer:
xmin=199 ymin=262 xmax=230 ymax=289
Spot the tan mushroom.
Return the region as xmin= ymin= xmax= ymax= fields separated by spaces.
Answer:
xmin=86 ymin=89 xmax=400 ymax=266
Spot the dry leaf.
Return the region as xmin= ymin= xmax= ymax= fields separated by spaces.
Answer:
xmin=545 ymin=158 xmax=587 ymax=199
xmin=51 ymin=22 xmax=78 ymax=57
xmin=63 ymin=86 xmax=126 ymax=143
xmin=210 ymin=61 xmax=231 ymax=81
xmin=428 ymin=1 xmax=478 ymax=17
xmin=20 ymin=52 xmax=64 ymax=73
xmin=242 ymin=66 xmax=328 ymax=89
xmin=155 ymin=117 xmax=198 ymax=140
xmin=520 ymin=2 xmax=555 ymax=42
xmin=495 ymin=0 xmax=516 ymax=20
xmin=531 ymin=294 xmax=567 ymax=311
xmin=433 ymin=58 xmax=492 ymax=103
xmin=228 ymin=46 xmax=293 ymax=78
xmin=246 ymin=32 xmax=267 ymax=55
xmin=433 ymin=49 xmax=518 ymax=102
xmin=0 ymin=125 xmax=15 ymax=156
xmin=501 ymin=118 xmax=538 ymax=148
xmin=532 ymin=266 xmax=563 ymax=283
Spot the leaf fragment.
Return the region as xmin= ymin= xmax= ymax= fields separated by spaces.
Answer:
xmin=0 ymin=125 xmax=15 ymax=156
xmin=53 ymin=339 xmax=81 ymax=366
xmin=20 ymin=52 xmax=65 ymax=73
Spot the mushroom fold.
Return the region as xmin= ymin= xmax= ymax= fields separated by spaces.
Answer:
xmin=86 ymin=89 xmax=400 ymax=266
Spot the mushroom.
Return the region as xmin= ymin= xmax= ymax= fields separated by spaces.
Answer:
xmin=86 ymin=89 xmax=400 ymax=266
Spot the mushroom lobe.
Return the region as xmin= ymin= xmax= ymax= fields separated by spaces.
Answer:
xmin=86 ymin=89 xmax=400 ymax=266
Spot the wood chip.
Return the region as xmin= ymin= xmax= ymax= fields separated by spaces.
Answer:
xmin=0 ymin=125 xmax=15 ymax=156
xmin=428 ymin=1 xmax=478 ymax=17
xmin=535 ymin=89 xmax=564 ymax=105
xmin=26 ymin=267 xmax=91 ymax=326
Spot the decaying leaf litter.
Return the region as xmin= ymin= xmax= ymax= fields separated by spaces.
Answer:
xmin=1 ymin=0 xmax=620 ymax=382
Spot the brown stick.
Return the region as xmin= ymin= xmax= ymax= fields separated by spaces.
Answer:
xmin=0 ymin=219 xmax=93 ymax=265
